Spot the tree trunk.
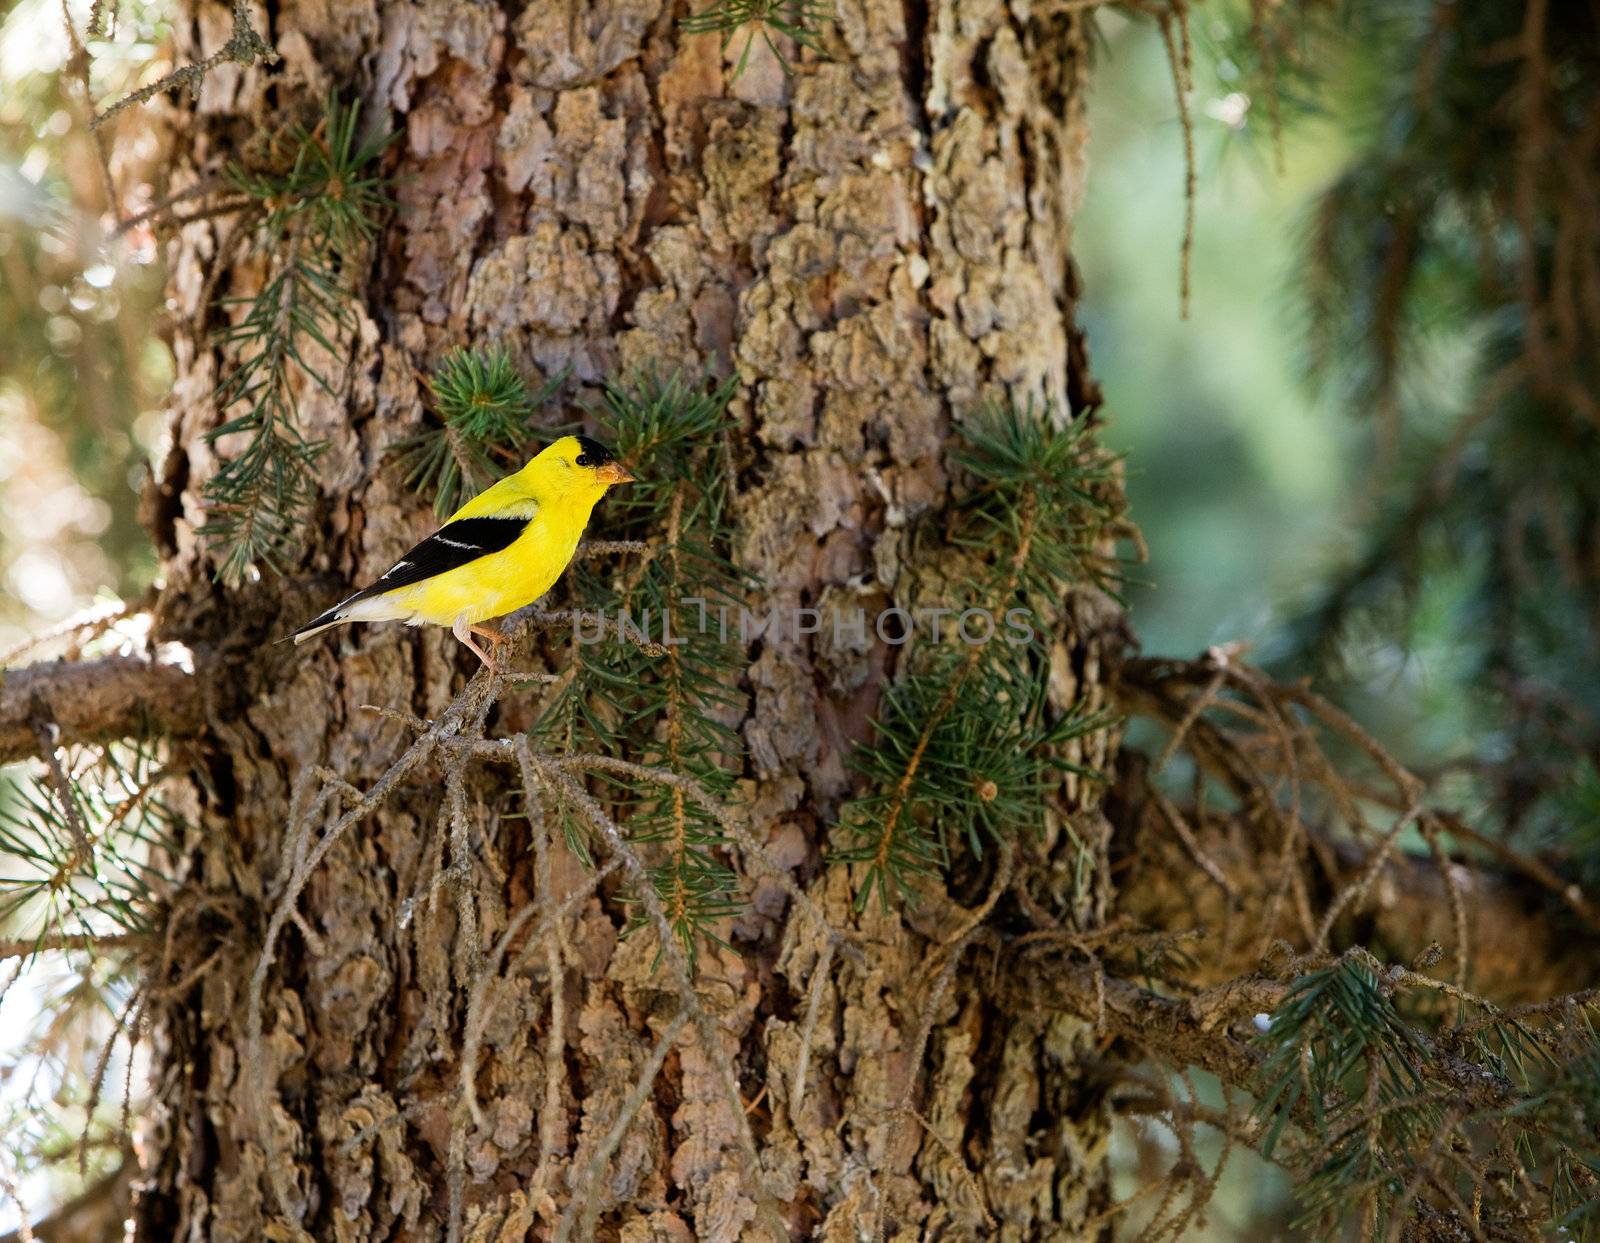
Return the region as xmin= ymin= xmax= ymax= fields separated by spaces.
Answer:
xmin=137 ymin=2 xmax=1121 ymax=1240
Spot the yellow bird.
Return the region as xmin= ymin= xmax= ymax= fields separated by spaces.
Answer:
xmin=292 ymin=434 xmax=635 ymax=669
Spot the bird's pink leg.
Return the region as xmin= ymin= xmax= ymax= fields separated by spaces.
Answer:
xmin=452 ymin=616 xmax=503 ymax=674
xmin=470 ymin=623 xmax=515 ymax=658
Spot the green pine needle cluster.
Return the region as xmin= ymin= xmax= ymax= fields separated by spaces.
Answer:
xmin=1256 ymin=956 xmax=1600 ymax=1235
xmin=679 ymin=0 xmax=830 ymax=76
xmin=533 ymin=369 xmax=751 ymax=964
xmin=0 ymin=738 xmax=184 ymax=949
xmin=1255 ymin=959 xmax=1434 ymax=1225
xmin=201 ymin=95 xmax=391 ymax=583
xmin=1533 ymin=1047 xmax=1600 ymax=1233
xmin=391 ymin=347 xmax=564 ymax=517
xmin=839 ymin=642 xmax=1109 ymax=911
xmin=949 ymin=406 xmax=1124 ymax=599
xmin=835 ymin=401 xmax=1120 ymax=912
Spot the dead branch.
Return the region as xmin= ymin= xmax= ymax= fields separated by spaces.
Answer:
xmin=0 ymin=1155 xmax=131 ymax=1243
xmin=0 ymin=933 xmax=142 ymax=962
xmin=526 ymin=757 xmax=790 ymax=1240
xmin=0 ymin=655 xmax=206 ymax=763
xmin=1007 ymin=949 xmax=1524 ymax=1128
xmin=91 ymin=0 xmax=276 ymax=127
xmin=244 ymin=656 xmax=831 ymax=1241
xmin=245 ymin=671 xmax=501 ymax=1229
xmin=873 ymin=842 xmax=1016 ymax=1243
xmin=1112 ymin=655 xmax=1600 ymax=1004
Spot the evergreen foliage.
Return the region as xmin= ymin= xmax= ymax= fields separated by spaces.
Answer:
xmin=390 ymin=347 xmax=564 ymax=517
xmin=1234 ymin=0 xmax=1600 ymax=841
xmin=1255 ymin=954 xmax=1600 ymax=1236
xmin=680 ymin=0 xmax=830 ymax=76
xmin=532 ymin=369 xmax=750 ymax=964
xmin=24 ymin=1 xmax=1600 ymax=1236
xmin=200 ymin=96 xmax=391 ymax=583
xmin=835 ymin=402 xmax=1119 ymax=911
xmin=0 ymin=737 xmax=182 ymax=948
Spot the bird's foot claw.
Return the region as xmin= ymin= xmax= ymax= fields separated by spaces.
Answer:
xmin=452 ymin=621 xmax=513 ymax=673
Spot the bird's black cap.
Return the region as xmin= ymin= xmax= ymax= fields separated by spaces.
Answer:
xmin=574 ymin=435 xmax=616 ymax=467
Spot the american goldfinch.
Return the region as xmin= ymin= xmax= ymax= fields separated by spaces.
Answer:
xmin=292 ymin=434 xmax=634 ymax=670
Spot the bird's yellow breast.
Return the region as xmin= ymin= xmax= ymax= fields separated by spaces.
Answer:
xmin=384 ymin=503 xmax=587 ymax=627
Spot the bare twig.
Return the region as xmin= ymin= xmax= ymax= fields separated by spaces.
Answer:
xmin=1437 ymin=810 xmax=1600 ymax=937
xmin=28 ymin=701 xmax=94 ymax=857
xmin=92 ymin=0 xmax=277 ymax=128
xmin=80 ymin=990 xmax=145 ymax=1176
xmin=555 ymin=1011 xmax=689 ymax=1243
xmin=519 ymin=740 xmax=573 ymax=1213
xmin=1313 ymin=804 xmax=1422 ymax=952
xmin=529 ymin=758 xmax=788 ymax=1241
xmin=246 ymin=670 xmax=499 ymax=1226
xmin=788 ymin=933 xmax=833 ymax=1124
xmin=0 ymin=600 xmax=135 ymax=667
xmin=0 ymin=932 xmax=142 ymax=962
xmin=874 ymin=842 xmax=1016 ymax=1243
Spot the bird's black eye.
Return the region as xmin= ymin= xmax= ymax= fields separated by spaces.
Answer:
xmin=575 ymin=453 xmax=593 ymax=467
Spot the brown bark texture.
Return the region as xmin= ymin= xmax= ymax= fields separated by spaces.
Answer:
xmin=135 ymin=2 xmax=1121 ymax=1241
xmin=0 ymin=652 xmax=206 ymax=764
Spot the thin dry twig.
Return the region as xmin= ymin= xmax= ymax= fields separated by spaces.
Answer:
xmin=0 ymin=1159 xmax=36 ymax=1243
xmin=1149 ymin=782 xmax=1236 ymax=900
xmin=28 ymin=701 xmax=93 ymax=858
xmin=1438 ymin=810 xmax=1600 ymax=937
xmin=903 ymin=1105 xmax=997 ymax=1231
xmin=92 ymin=0 xmax=277 ymax=128
xmin=519 ymin=740 xmax=572 ymax=1213
xmin=1313 ymin=804 xmax=1421 ymax=952
xmin=245 ymin=671 xmax=500 ymax=1226
xmin=111 ymin=176 xmax=226 ymax=238
xmin=529 ymin=758 xmax=788 ymax=1240
xmin=457 ymin=852 xmax=618 ymax=1132
xmin=0 ymin=599 xmax=135 ymax=668
xmin=449 ymin=740 xmax=864 ymax=966
xmin=79 ymin=989 xmax=144 ymax=1177
xmin=873 ymin=842 xmax=1016 ymax=1243
xmin=0 ymin=933 xmax=141 ymax=961
xmin=555 ymin=1011 xmax=689 ymax=1243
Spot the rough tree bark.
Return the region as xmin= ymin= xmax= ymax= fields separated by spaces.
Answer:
xmin=135 ymin=1 xmax=1121 ymax=1241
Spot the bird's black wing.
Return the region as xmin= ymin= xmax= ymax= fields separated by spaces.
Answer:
xmin=350 ymin=515 xmax=531 ymax=601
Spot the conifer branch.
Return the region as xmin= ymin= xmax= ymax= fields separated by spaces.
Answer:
xmin=0 ymin=654 xmax=205 ymax=764
xmin=0 ymin=933 xmax=141 ymax=961
xmin=0 ymin=736 xmax=185 ymax=955
xmin=200 ymin=96 xmax=392 ymax=582
xmin=680 ymin=0 xmax=831 ymax=76
xmin=864 ymin=495 xmax=1040 ymax=899
xmin=529 ymin=368 xmax=751 ymax=961
xmin=837 ymin=401 xmax=1123 ymax=910
xmin=91 ymin=0 xmax=277 ymax=128
xmin=390 ymin=347 xmax=565 ymax=517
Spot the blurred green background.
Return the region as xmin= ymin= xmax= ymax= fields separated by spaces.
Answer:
xmin=1075 ymin=14 xmax=1346 ymax=1235
xmin=0 ymin=0 xmax=171 ymax=1222
xmin=0 ymin=0 xmax=168 ymax=659
xmin=1078 ymin=10 xmax=1358 ymax=663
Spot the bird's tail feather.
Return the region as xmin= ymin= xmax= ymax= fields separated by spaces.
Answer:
xmin=289 ymin=595 xmax=360 ymax=644
xmin=289 ymin=591 xmax=406 ymax=644
xmin=290 ymin=614 xmax=348 ymax=644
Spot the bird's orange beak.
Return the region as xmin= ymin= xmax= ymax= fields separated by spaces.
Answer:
xmin=597 ymin=461 xmax=636 ymax=485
